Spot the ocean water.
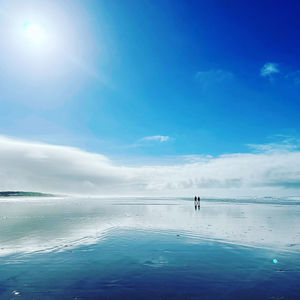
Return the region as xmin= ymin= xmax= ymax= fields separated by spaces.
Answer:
xmin=0 ymin=197 xmax=299 ymax=299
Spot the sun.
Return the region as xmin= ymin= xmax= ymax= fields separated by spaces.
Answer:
xmin=22 ymin=21 xmax=47 ymax=46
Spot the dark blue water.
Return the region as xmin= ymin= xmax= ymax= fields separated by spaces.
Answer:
xmin=0 ymin=197 xmax=299 ymax=299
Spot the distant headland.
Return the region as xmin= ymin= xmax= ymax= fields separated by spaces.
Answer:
xmin=0 ymin=191 xmax=54 ymax=197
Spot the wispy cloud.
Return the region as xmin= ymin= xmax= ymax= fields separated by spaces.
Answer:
xmin=285 ymin=70 xmax=300 ymax=85
xmin=248 ymin=143 xmax=297 ymax=153
xmin=195 ymin=69 xmax=234 ymax=89
xmin=121 ymin=135 xmax=171 ymax=149
xmin=260 ymin=62 xmax=279 ymax=77
xmin=141 ymin=135 xmax=170 ymax=142
xmin=248 ymin=136 xmax=300 ymax=153
xmin=1 ymin=135 xmax=300 ymax=197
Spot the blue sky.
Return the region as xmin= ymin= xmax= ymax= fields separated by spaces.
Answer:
xmin=0 ymin=0 xmax=300 ymax=196
xmin=1 ymin=0 xmax=300 ymax=158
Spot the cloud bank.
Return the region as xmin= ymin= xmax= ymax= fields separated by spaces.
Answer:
xmin=1 ymin=135 xmax=300 ymax=197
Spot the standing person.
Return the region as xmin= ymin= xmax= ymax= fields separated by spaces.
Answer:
xmin=197 ymin=196 xmax=200 ymax=205
xmin=194 ymin=196 xmax=197 ymax=205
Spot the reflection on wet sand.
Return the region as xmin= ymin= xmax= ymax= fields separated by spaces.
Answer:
xmin=0 ymin=197 xmax=299 ymax=256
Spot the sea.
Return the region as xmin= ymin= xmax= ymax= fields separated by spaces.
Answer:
xmin=0 ymin=196 xmax=299 ymax=299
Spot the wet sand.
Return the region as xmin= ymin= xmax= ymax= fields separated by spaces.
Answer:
xmin=0 ymin=197 xmax=299 ymax=299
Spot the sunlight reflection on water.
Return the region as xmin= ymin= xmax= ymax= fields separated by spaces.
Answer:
xmin=0 ymin=197 xmax=299 ymax=256
xmin=0 ymin=197 xmax=299 ymax=299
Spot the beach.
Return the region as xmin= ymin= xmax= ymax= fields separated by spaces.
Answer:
xmin=0 ymin=197 xmax=299 ymax=299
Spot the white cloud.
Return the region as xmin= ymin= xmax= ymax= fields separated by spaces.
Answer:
xmin=1 ymin=135 xmax=300 ymax=197
xmin=260 ymin=62 xmax=279 ymax=77
xmin=141 ymin=135 xmax=170 ymax=142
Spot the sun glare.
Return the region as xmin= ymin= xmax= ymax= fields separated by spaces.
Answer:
xmin=22 ymin=21 xmax=47 ymax=46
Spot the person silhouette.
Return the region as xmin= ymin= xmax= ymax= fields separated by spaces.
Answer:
xmin=197 ymin=196 xmax=200 ymax=206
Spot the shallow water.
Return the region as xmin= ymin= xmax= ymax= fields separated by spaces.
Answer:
xmin=0 ymin=197 xmax=299 ymax=299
